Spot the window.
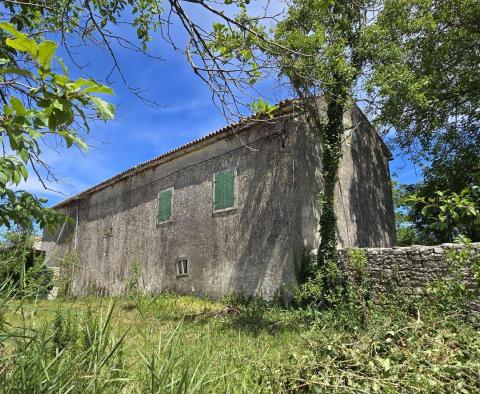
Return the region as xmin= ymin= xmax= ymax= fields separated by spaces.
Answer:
xmin=346 ymin=129 xmax=358 ymax=147
xmin=214 ymin=168 xmax=235 ymax=211
xmin=157 ymin=188 xmax=173 ymax=223
xmin=176 ymin=259 xmax=188 ymax=276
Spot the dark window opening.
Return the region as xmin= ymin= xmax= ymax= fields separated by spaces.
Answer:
xmin=176 ymin=259 xmax=188 ymax=276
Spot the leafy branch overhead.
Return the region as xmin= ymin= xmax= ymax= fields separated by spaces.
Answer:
xmin=405 ymin=187 xmax=480 ymax=243
xmin=0 ymin=22 xmax=114 ymax=230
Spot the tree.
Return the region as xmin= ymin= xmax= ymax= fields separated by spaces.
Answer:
xmin=392 ymin=181 xmax=417 ymax=246
xmin=275 ymin=0 xmax=372 ymax=305
xmin=401 ymin=186 xmax=480 ymax=244
xmin=0 ymin=22 xmax=115 ymax=230
xmin=363 ymin=0 xmax=480 ymax=244
xmin=398 ymin=149 xmax=480 ymax=244
xmin=204 ymin=0 xmax=479 ymax=302
xmin=204 ymin=0 xmax=380 ymax=305
xmin=0 ymin=0 xmax=273 ymax=229
xmin=364 ymin=0 xmax=479 ymax=164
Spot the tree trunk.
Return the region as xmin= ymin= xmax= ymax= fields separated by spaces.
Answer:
xmin=317 ymin=82 xmax=347 ymax=304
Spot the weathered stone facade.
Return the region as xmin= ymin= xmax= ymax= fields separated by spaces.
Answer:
xmin=43 ymin=100 xmax=396 ymax=298
xmin=338 ymin=243 xmax=480 ymax=296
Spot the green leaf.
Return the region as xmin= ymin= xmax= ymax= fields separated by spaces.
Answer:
xmin=37 ymin=40 xmax=57 ymax=72
xmin=52 ymin=74 xmax=69 ymax=85
xmin=19 ymin=164 xmax=28 ymax=180
xmin=10 ymin=97 xmax=26 ymax=116
xmin=90 ymin=96 xmax=115 ymax=120
xmin=376 ymin=357 xmax=391 ymax=372
xmin=71 ymin=78 xmax=113 ymax=94
xmin=59 ymin=130 xmax=87 ymax=150
xmin=11 ymin=169 xmax=21 ymax=185
xmin=0 ymin=67 xmax=34 ymax=77
xmin=421 ymin=206 xmax=429 ymax=216
xmin=82 ymin=84 xmax=113 ymax=95
xmin=18 ymin=148 xmax=30 ymax=163
xmin=6 ymin=37 xmax=38 ymax=58
xmin=8 ymin=133 xmax=19 ymax=150
xmin=0 ymin=22 xmax=25 ymax=39
xmin=26 ymin=127 xmax=42 ymax=139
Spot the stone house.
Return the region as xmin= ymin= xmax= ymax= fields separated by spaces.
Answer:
xmin=42 ymin=99 xmax=395 ymax=298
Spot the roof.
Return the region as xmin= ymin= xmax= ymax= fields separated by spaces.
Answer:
xmin=53 ymin=98 xmax=391 ymax=209
xmin=54 ymin=99 xmax=298 ymax=208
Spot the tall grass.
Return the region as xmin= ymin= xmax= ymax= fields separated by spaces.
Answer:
xmin=1 ymin=284 xmax=480 ymax=393
xmin=0 ymin=290 xmax=226 ymax=393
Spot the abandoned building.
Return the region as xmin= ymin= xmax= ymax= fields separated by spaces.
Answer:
xmin=42 ymin=99 xmax=396 ymax=298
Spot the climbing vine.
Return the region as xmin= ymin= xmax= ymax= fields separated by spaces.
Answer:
xmin=189 ymin=0 xmax=371 ymax=306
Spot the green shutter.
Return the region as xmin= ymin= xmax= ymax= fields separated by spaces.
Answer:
xmin=214 ymin=173 xmax=223 ymax=210
xmin=223 ymin=169 xmax=235 ymax=208
xmin=214 ymin=169 xmax=235 ymax=210
xmin=158 ymin=189 xmax=172 ymax=222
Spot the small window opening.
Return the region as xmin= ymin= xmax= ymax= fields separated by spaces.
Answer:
xmin=176 ymin=259 xmax=188 ymax=276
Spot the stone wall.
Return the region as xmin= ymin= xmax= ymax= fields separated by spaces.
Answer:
xmin=42 ymin=103 xmax=395 ymax=299
xmin=338 ymin=243 xmax=480 ymax=296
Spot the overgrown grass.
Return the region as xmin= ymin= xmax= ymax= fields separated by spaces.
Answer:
xmin=1 ymin=289 xmax=480 ymax=393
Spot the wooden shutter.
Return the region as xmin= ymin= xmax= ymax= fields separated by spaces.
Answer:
xmin=214 ymin=173 xmax=224 ymax=210
xmin=158 ymin=189 xmax=172 ymax=222
xmin=214 ymin=169 xmax=235 ymax=210
xmin=223 ymin=169 xmax=235 ymax=208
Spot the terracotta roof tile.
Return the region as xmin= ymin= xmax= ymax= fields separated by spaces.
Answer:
xmin=54 ymin=99 xmax=298 ymax=208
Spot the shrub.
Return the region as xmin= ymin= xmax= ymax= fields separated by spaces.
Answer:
xmin=428 ymin=242 xmax=480 ymax=315
xmin=0 ymin=229 xmax=53 ymax=298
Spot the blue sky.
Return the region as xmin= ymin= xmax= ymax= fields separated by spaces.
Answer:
xmin=17 ymin=2 xmax=420 ymax=207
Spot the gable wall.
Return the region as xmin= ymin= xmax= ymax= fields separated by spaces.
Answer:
xmin=335 ymin=106 xmax=396 ymax=248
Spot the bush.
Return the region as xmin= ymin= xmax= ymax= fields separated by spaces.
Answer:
xmin=427 ymin=242 xmax=480 ymax=315
xmin=0 ymin=229 xmax=53 ymax=298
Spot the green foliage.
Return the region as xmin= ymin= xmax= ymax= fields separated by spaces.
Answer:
xmin=409 ymin=147 xmax=480 ymax=243
xmin=126 ymin=258 xmax=141 ymax=300
xmin=0 ymin=22 xmax=114 ymax=230
xmin=138 ymin=320 xmax=217 ymax=392
xmin=292 ymin=249 xmax=328 ymax=308
xmin=293 ymin=248 xmax=316 ymax=286
xmin=392 ymin=181 xmax=418 ymax=246
xmin=0 ymin=226 xmax=53 ymax=297
xmin=249 ymin=99 xmax=279 ymax=119
xmin=2 ymin=298 xmax=129 ymax=393
xmin=364 ymin=0 xmax=480 ymax=169
xmin=364 ymin=0 xmax=479 ymax=247
xmin=2 ymin=284 xmax=480 ymax=393
xmin=428 ymin=243 xmax=480 ymax=314
xmin=405 ymin=186 xmax=480 ymax=243
xmin=293 ymin=248 xmax=372 ymax=315
xmin=23 ymin=253 xmax=53 ymax=297
xmin=53 ymin=309 xmax=79 ymax=351
xmin=344 ymin=248 xmax=372 ymax=326
xmin=2 ymin=0 xmax=162 ymax=51
xmin=270 ymin=303 xmax=480 ymax=392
